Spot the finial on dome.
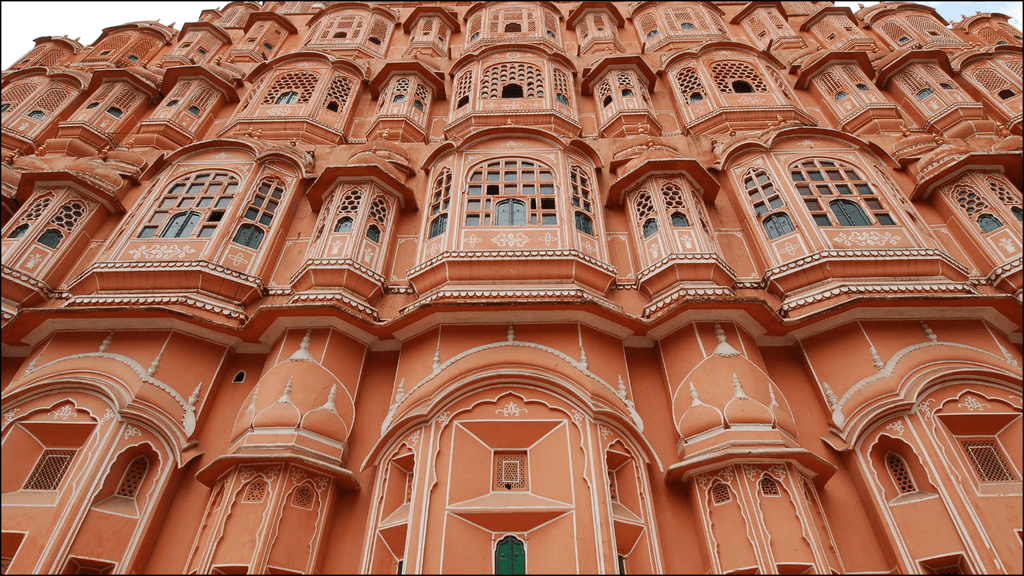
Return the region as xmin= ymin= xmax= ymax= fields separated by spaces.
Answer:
xmin=288 ymin=329 xmax=315 ymax=361
xmin=712 ymin=322 xmax=741 ymax=357
xmin=248 ymin=381 xmax=260 ymax=412
xmin=769 ymin=385 xmax=779 ymax=408
xmin=99 ymin=331 xmax=114 ymax=353
xmin=276 ymin=377 xmax=294 ymax=404
xmin=732 ymin=373 xmax=749 ymax=399
xmin=321 ymin=385 xmax=339 ymax=414
xmin=432 ymin=345 xmax=441 ymax=371
xmin=689 ymin=382 xmax=704 ymax=407
xmin=617 ymin=376 xmax=627 ymax=401
xmin=188 ymin=382 xmax=202 ymax=407
xmin=507 ymin=324 xmax=515 ymax=342
xmin=245 ymin=127 xmax=253 ymax=138
xmin=579 ymin=344 xmax=588 ymax=370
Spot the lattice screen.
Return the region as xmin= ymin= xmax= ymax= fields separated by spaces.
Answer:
xmin=759 ymin=477 xmax=780 ymax=496
xmin=24 ymin=450 xmax=76 ymax=490
xmin=243 ymin=479 xmax=268 ymax=502
xmin=977 ymin=27 xmax=1003 ymax=45
xmin=50 ymin=202 xmax=86 ymax=232
xmin=262 ymin=71 xmax=319 ymax=105
xmin=480 ymin=63 xmax=543 ymax=99
xmin=962 ymin=440 xmax=1015 ymax=482
xmin=1006 ymin=61 xmax=1023 ymax=78
xmin=987 ymin=179 xmax=1021 ymax=204
xmin=711 ymin=62 xmax=769 ymax=93
xmin=21 ymin=197 xmax=53 ymax=223
xmin=553 ymin=68 xmax=572 ymax=105
xmin=116 ymin=457 xmax=149 ymax=498
xmin=894 ymin=70 xmax=929 ymax=94
xmin=494 ymin=453 xmax=527 ymax=490
xmin=338 ymin=187 xmax=364 ymax=215
xmin=633 ymin=190 xmax=656 ymax=224
xmin=972 ymin=68 xmax=1009 ymax=92
xmin=368 ymin=197 xmax=389 ymax=224
xmin=322 ymin=74 xmax=353 ymax=112
xmin=675 ymin=67 xmax=705 ymax=102
xmin=712 ymin=483 xmax=730 ymax=504
xmin=886 ymin=453 xmax=916 ymax=494
xmin=879 ymin=20 xmax=914 ymax=44
xmin=3 ymin=83 xmax=39 ymax=112
xmin=953 ymin=187 xmax=989 ymax=215
xmin=292 ymin=486 xmax=314 ymax=508
xmin=816 ymin=71 xmax=844 ymax=99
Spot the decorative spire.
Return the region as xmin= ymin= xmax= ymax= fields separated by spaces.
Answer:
xmin=394 ymin=379 xmax=405 ymax=405
xmin=689 ymin=382 xmax=703 ymax=407
xmin=579 ymin=345 xmax=588 ymax=370
xmin=276 ymin=377 xmax=294 ymax=404
xmin=320 ymin=385 xmax=338 ymax=414
xmin=712 ymin=322 xmax=741 ymax=357
xmin=769 ymin=385 xmax=780 ymax=408
xmin=432 ymin=345 xmax=441 ymax=371
xmin=288 ymin=329 xmax=315 ymax=361
xmin=25 ymin=355 xmax=40 ymax=374
xmin=247 ymin=381 xmax=260 ymax=413
xmin=507 ymin=324 xmax=515 ymax=342
xmin=731 ymin=373 xmax=749 ymax=399
xmin=99 ymin=332 xmax=114 ymax=353
xmin=821 ymin=381 xmax=844 ymax=427
xmin=148 ymin=350 xmax=162 ymax=376
xmin=616 ymin=376 xmax=627 ymax=401
xmin=869 ymin=346 xmax=884 ymax=370
xmin=188 ymin=382 xmax=202 ymax=407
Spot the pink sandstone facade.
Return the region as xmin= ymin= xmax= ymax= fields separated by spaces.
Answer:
xmin=1 ymin=1 xmax=1022 ymax=574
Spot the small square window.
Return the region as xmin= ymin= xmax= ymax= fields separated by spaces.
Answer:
xmin=494 ymin=452 xmax=528 ymax=491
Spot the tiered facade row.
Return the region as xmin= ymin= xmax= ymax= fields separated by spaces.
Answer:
xmin=0 ymin=1 xmax=1021 ymax=574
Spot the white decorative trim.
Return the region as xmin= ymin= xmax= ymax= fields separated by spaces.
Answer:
xmin=495 ymin=400 xmax=528 ymax=417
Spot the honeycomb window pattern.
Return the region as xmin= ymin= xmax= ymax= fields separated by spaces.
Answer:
xmin=49 ymin=202 xmax=86 ymax=232
xmin=675 ymin=67 xmax=706 ymax=104
xmin=262 ymin=71 xmax=319 ymax=105
xmin=494 ymin=453 xmax=527 ymax=491
xmin=243 ymin=479 xmax=268 ymax=502
xmin=480 ymin=63 xmax=544 ymax=99
xmin=633 ymin=189 xmax=656 ymax=226
xmin=116 ymin=457 xmax=149 ymax=498
xmin=292 ymin=486 xmax=314 ymax=509
xmin=21 ymin=196 xmax=54 ymax=223
xmin=712 ymin=483 xmax=731 ymax=505
xmin=368 ymin=196 xmax=389 ymax=225
xmin=139 ymin=172 xmax=240 ymax=239
xmin=886 ymin=452 xmax=916 ymax=494
xmin=711 ymin=61 xmax=769 ymax=94
xmin=953 ymin=187 xmax=990 ymax=217
xmin=3 ymin=83 xmax=40 ymax=113
xmin=322 ymin=74 xmax=353 ymax=114
xmin=24 ymin=450 xmax=76 ymax=491
xmin=759 ymin=476 xmax=781 ymax=496
xmin=337 ymin=187 xmax=364 ymax=216
xmin=961 ymin=440 xmax=1015 ymax=482
xmin=987 ymin=179 xmax=1021 ymax=205
xmin=661 ymin=182 xmax=690 ymax=227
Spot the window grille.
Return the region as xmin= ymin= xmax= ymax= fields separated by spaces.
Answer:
xmin=767 ymin=68 xmax=793 ymax=99
xmin=262 ymin=71 xmax=319 ymax=105
xmin=923 ymin=65 xmax=955 ymax=89
xmin=760 ymin=477 xmax=780 ymax=496
xmin=886 ymin=453 xmax=916 ymax=494
xmin=953 ymin=187 xmax=989 ymax=216
xmin=987 ymin=179 xmax=1021 ymax=205
xmin=907 ymin=16 xmax=954 ymax=39
xmin=748 ymin=14 xmax=769 ymax=43
xmin=337 ymin=187 xmax=363 ymax=216
xmin=976 ymin=214 xmax=1003 ymax=233
xmin=243 ymin=479 xmax=268 ymax=502
xmin=116 ymin=457 xmax=148 ymax=498
xmin=576 ymin=19 xmax=590 ymax=41
xmin=744 ymin=168 xmax=784 ymax=217
xmin=1006 ymin=60 xmax=1023 ymax=78
xmin=49 ymin=202 xmax=85 ymax=232
xmin=962 ymin=440 xmax=1015 ymax=482
xmin=977 ymin=27 xmax=1003 ymax=45
xmin=322 ymin=74 xmax=353 ymax=113
xmin=790 ymin=159 xmax=894 ymax=226
xmin=29 ymin=86 xmax=69 ymax=116
xmin=292 ymin=486 xmax=314 ymax=509
xmin=972 ymin=68 xmax=1010 ymax=92
xmin=637 ymin=13 xmax=659 ymax=40
xmin=494 ymin=453 xmax=527 ymax=490
xmin=633 ymin=189 xmax=656 ymax=225
xmin=139 ymin=172 xmax=239 ymax=239
xmin=24 ymin=449 xmax=76 ymax=490
xmin=712 ymin=483 xmax=731 ymax=504
xmin=816 ymin=71 xmax=845 ymax=101
xmin=675 ymin=67 xmax=705 ymax=104
xmin=543 ymin=11 xmax=558 ymax=40
xmin=233 ymin=179 xmax=284 ymax=250
xmin=465 ymin=160 xmax=556 ymax=227
xmin=570 ymin=166 xmax=594 ymax=216
xmin=412 ymin=83 xmax=430 ymax=114
xmin=711 ymin=62 xmax=769 ymax=93
xmin=553 ymin=68 xmax=572 ymax=107
xmin=85 ymin=34 xmax=131 ymax=62
xmin=21 ymin=197 xmax=53 ymax=223
xmin=763 ymin=213 xmax=795 ymax=240
xmin=119 ymin=37 xmax=159 ymax=67
xmin=480 ymin=63 xmax=544 ymax=99
xmin=454 ymin=71 xmax=473 ymax=111
xmin=468 ymin=14 xmax=482 ymax=42
xmin=368 ymin=196 xmax=388 ymax=224
xmin=429 ymin=168 xmax=452 ymax=239
xmin=3 ymin=83 xmax=39 ymax=113
xmin=879 ymin=20 xmax=915 ymax=45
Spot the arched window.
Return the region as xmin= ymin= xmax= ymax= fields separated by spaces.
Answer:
xmin=977 ymin=214 xmax=1003 ymax=233
xmin=262 ymin=71 xmax=318 ymax=106
xmin=27 ymin=110 xmax=45 ymax=119
xmin=465 ymin=159 xmax=556 ymax=227
xmin=661 ymin=183 xmax=691 ymax=229
xmin=480 ymin=64 xmax=543 ymax=100
xmin=711 ymin=482 xmax=731 ymax=504
xmin=366 ymin=224 xmax=381 ymax=242
xmin=759 ymin=476 xmax=780 ymax=496
xmin=116 ymin=457 xmax=149 ymax=499
xmin=105 ymin=107 xmax=123 ymax=118
xmin=335 ymin=216 xmax=353 ymax=233
xmin=9 ymin=224 xmax=30 ymax=239
xmin=916 ymin=88 xmax=933 ymax=100
xmin=292 ymin=486 xmax=315 ymax=509
xmin=495 ymin=535 xmax=526 ymax=575
xmin=233 ymin=223 xmax=265 ymax=249
xmin=744 ymin=168 xmax=784 ymax=217
xmin=886 ymin=452 xmax=916 ymax=494
xmin=790 ymin=160 xmax=895 ymax=226
xmin=243 ymin=479 xmax=267 ymax=503
xmin=712 ymin=62 xmax=769 ymax=94
xmin=322 ymin=74 xmax=353 ymax=114
xmin=763 ymin=213 xmax=795 ymax=239
xmin=276 ymin=91 xmax=299 ymax=105
xmin=574 ymin=212 xmax=593 ymax=235
xmin=671 ymin=212 xmax=690 ymax=227
xmin=429 ymin=168 xmax=452 ymax=239
xmin=1014 ymin=207 xmax=1023 ymax=222
xmin=37 ymin=229 xmax=64 ymax=248
xmin=642 ymin=218 xmax=659 ymax=238
xmin=675 ymin=66 xmax=703 ymax=103
xmin=139 ymin=172 xmax=239 ymax=239
xmin=570 ymin=165 xmax=594 ymax=222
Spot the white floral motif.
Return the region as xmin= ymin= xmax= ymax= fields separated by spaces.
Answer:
xmin=265 ymin=465 xmax=283 ymax=481
xmin=737 ymin=95 xmax=764 ymax=104
xmin=492 ymin=233 xmax=530 ymax=248
xmin=599 ymin=425 xmax=612 ymax=439
xmin=570 ymin=410 xmax=584 ymax=424
xmin=291 ymin=467 xmax=308 ymax=483
xmin=696 ymin=474 xmax=711 ymax=489
xmin=24 ymin=254 xmax=44 ymax=269
xmin=3 ymin=408 xmax=20 ymax=425
xmin=330 ymin=239 xmax=343 ymax=255
xmin=427 ymin=242 xmax=441 ymax=257
xmin=465 ymin=234 xmax=481 ymax=248
xmin=799 ymin=140 xmax=814 ymax=147
xmin=50 ymin=405 xmax=77 ymax=420
xmin=582 ymin=240 xmax=596 ymax=255
xmin=100 ymin=408 xmax=116 ymax=423
xmin=129 ymin=244 xmax=197 ymax=260
xmin=742 ymin=464 xmax=761 ymax=481
xmin=226 ymin=252 xmax=249 ymax=266
xmin=539 ymin=232 xmax=557 ymax=246
xmin=648 ymin=244 xmax=661 ymax=259
xmin=239 ymin=466 xmax=256 ymax=481
xmin=831 ymin=231 xmax=902 ymax=247
xmin=916 ymin=398 xmax=936 ymax=421
xmin=124 ymin=425 xmax=142 ymax=439
xmin=315 ymin=476 xmax=329 ymax=492
xmin=887 ymin=421 xmax=904 ymax=436
xmin=409 ymin=430 xmax=420 ymax=445
xmin=435 ymin=411 xmax=451 ymax=425
xmin=496 ymin=401 xmax=528 ymax=417
xmin=718 ymin=466 xmax=735 ymax=483
xmin=779 ymin=241 xmax=799 ymax=256
xmin=680 ymin=235 xmax=693 ymax=250
xmin=958 ymin=396 xmax=989 ymax=412
xmin=362 ymin=247 xmax=374 ymax=263
xmin=769 ymin=465 xmax=787 ymax=480
xmin=999 ymin=238 xmax=1016 ymax=254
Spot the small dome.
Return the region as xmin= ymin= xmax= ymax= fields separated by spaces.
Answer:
xmin=300 ymin=386 xmax=350 ymax=442
xmin=619 ymin=143 xmax=682 ymax=176
xmin=67 ymin=157 xmax=123 ymax=191
xmin=235 ymin=357 xmax=350 ymax=434
xmin=2 ymin=163 xmax=22 ymax=190
xmin=993 ymin=135 xmax=1022 ymax=152
xmin=12 ymin=154 xmax=51 ymax=172
xmin=917 ymin=143 xmax=972 ymax=175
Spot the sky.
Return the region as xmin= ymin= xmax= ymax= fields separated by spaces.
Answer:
xmin=1 ymin=1 xmax=1023 ymax=70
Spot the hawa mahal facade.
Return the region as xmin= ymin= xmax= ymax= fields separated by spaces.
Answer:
xmin=1 ymin=1 xmax=1022 ymax=574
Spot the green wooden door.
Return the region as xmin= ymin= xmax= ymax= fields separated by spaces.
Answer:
xmin=495 ymin=535 xmax=526 ymax=575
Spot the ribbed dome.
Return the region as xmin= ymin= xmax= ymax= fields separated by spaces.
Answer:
xmin=67 ymin=157 xmax=123 ymax=190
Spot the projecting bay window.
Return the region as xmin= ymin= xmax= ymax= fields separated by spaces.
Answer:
xmin=464 ymin=160 xmax=556 ymax=227
xmin=137 ymin=172 xmax=240 ymax=239
xmin=790 ymin=160 xmax=896 ymax=227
